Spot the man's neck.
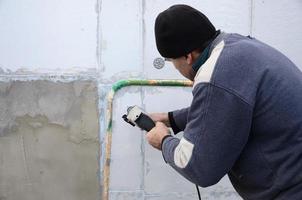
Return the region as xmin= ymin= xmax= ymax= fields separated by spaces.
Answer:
xmin=192 ymin=45 xmax=211 ymax=72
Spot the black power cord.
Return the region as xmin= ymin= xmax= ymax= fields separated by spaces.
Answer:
xmin=196 ymin=184 xmax=201 ymax=200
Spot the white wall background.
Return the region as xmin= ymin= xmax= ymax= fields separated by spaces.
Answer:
xmin=0 ymin=0 xmax=98 ymax=72
xmin=0 ymin=0 xmax=302 ymax=199
xmin=1 ymin=0 xmax=301 ymax=74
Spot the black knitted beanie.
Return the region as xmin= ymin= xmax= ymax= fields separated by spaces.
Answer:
xmin=155 ymin=4 xmax=217 ymax=58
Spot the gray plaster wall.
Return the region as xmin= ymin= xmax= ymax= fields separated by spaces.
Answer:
xmin=0 ymin=81 xmax=99 ymax=200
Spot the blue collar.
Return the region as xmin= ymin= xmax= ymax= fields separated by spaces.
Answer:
xmin=192 ymin=45 xmax=211 ymax=72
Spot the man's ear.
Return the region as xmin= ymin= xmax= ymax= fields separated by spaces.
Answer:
xmin=185 ymin=53 xmax=194 ymax=65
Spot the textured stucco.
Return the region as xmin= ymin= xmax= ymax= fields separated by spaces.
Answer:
xmin=0 ymin=81 xmax=99 ymax=200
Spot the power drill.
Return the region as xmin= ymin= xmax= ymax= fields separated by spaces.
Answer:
xmin=122 ymin=105 xmax=155 ymax=132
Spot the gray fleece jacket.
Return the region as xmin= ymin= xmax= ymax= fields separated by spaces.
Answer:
xmin=163 ymin=33 xmax=302 ymax=200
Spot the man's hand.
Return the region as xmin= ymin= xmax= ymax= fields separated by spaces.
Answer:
xmin=148 ymin=113 xmax=171 ymax=127
xmin=146 ymin=122 xmax=171 ymax=150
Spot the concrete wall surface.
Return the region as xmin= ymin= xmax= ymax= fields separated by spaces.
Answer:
xmin=0 ymin=0 xmax=301 ymax=200
xmin=0 ymin=81 xmax=99 ymax=200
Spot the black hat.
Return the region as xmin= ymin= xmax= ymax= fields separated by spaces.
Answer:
xmin=155 ymin=4 xmax=217 ymax=58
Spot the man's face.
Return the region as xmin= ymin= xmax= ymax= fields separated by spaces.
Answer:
xmin=166 ymin=56 xmax=195 ymax=81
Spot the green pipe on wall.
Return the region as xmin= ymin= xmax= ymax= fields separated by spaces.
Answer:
xmin=101 ymin=79 xmax=193 ymax=200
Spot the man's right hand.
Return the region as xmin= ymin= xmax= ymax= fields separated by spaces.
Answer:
xmin=148 ymin=113 xmax=171 ymax=127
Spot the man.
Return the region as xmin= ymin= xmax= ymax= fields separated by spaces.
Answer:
xmin=146 ymin=4 xmax=302 ymax=200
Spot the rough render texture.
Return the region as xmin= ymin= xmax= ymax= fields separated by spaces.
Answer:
xmin=0 ymin=80 xmax=99 ymax=200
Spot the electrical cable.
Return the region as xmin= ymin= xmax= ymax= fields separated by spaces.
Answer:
xmin=196 ymin=184 xmax=201 ymax=200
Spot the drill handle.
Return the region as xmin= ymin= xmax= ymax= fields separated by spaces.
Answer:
xmin=135 ymin=113 xmax=155 ymax=132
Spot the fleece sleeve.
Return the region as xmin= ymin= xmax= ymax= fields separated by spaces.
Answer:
xmin=162 ymin=83 xmax=253 ymax=187
xmin=168 ymin=107 xmax=190 ymax=134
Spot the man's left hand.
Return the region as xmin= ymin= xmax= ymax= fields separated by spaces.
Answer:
xmin=146 ymin=122 xmax=170 ymax=150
